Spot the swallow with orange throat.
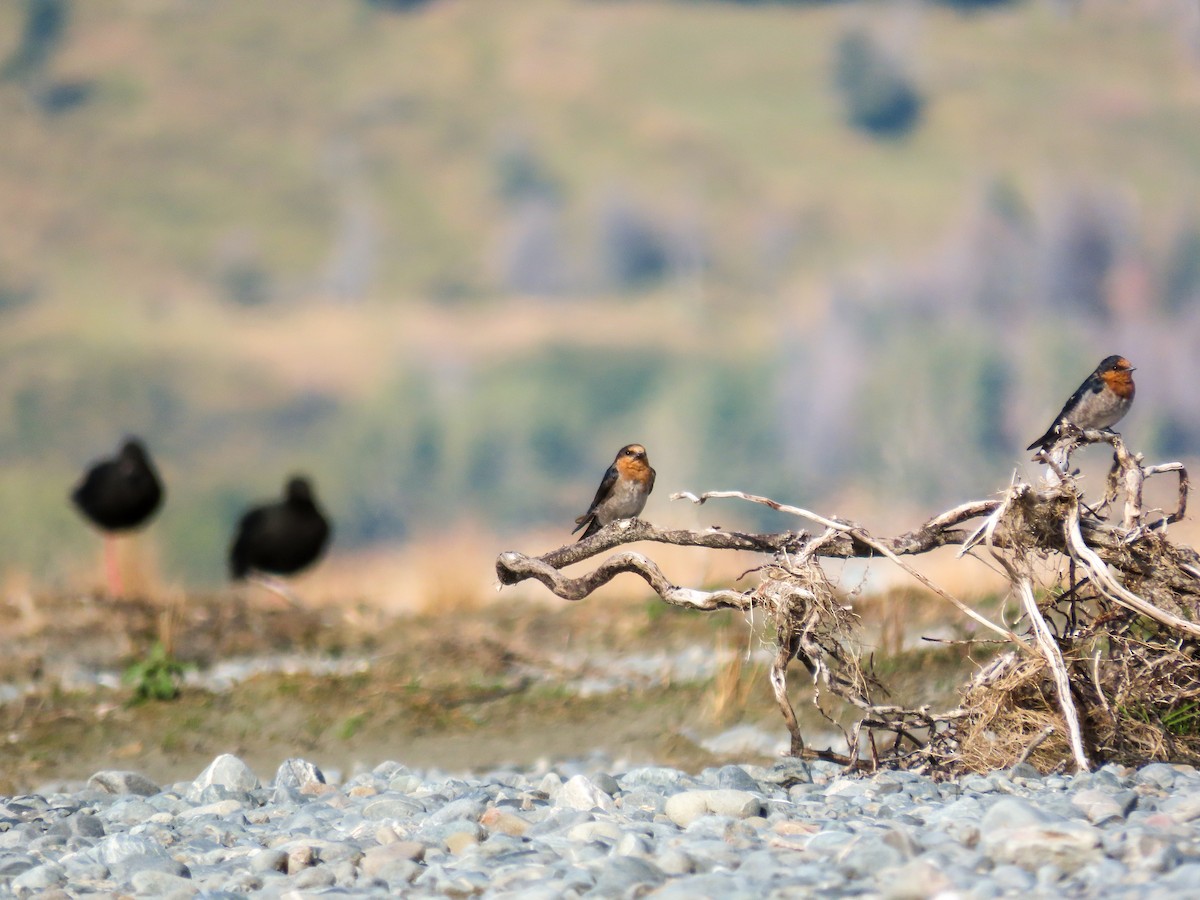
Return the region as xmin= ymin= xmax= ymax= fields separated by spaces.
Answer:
xmin=1027 ymin=355 xmax=1136 ymax=453
xmin=572 ymin=443 xmax=656 ymax=541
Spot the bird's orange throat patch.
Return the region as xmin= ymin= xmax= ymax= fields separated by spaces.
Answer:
xmin=616 ymin=456 xmax=652 ymax=483
xmin=1102 ymin=368 xmax=1136 ymax=399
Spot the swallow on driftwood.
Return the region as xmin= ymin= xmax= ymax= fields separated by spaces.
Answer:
xmin=572 ymin=443 xmax=655 ymax=541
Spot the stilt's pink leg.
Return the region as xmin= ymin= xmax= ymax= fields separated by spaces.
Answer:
xmin=249 ymin=574 xmax=299 ymax=608
xmin=105 ymin=536 xmax=124 ymax=597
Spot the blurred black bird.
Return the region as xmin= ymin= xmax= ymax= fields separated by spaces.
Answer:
xmin=229 ymin=475 xmax=331 ymax=583
xmin=70 ymin=437 xmax=165 ymax=596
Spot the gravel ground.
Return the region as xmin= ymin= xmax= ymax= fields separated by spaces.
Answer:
xmin=3 ymin=753 xmax=1200 ymax=898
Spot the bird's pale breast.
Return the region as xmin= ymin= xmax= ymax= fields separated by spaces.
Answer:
xmin=1072 ymin=386 xmax=1132 ymax=432
xmin=595 ymin=476 xmax=648 ymax=525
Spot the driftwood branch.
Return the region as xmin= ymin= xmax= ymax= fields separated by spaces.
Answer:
xmin=673 ymin=490 xmax=1022 ymax=647
xmin=503 ymin=519 xmax=809 ymax=577
xmin=1017 ymin=567 xmax=1090 ymax=772
xmin=495 ymin=549 xmax=752 ymax=610
xmin=671 ymin=490 xmax=1001 ymax=558
xmin=496 ymin=496 xmax=1001 ymax=590
xmin=496 ymin=430 xmax=1196 ymax=775
xmin=1064 ymin=511 xmax=1200 ymax=639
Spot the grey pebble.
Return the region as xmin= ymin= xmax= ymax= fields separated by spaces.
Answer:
xmin=272 ymin=757 xmax=325 ymax=803
xmin=716 ymin=765 xmax=762 ymax=792
xmin=0 ymin=855 xmax=35 ymax=878
xmin=592 ymin=772 xmax=621 ymax=796
xmin=86 ymin=771 xmax=161 ymax=797
xmin=1072 ymin=787 xmax=1131 ymax=824
xmin=11 ymin=862 xmax=67 ymax=891
xmin=1136 ymin=763 xmax=1180 ymax=790
xmin=250 ymin=847 xmax=288 ymax=873
xmin=556 ymin=774 xmax=616 ymax=812
xmin=130 ymin=869 xmax=196 ymax=895
xmin=186 ymin=754 xmax=260 ymax=801
xmin=587 ymin=855 xmax=666 ymax=894
xmin=362 ymin=796 xmax=423 ymax=820
xmin=664 ymin=789 xmax=763 ymax=827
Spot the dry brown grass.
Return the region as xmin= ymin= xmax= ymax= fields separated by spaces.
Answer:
xmin=951 ymin=653 xmax=1067 ymax=774
xmin=703 ymin=640 xmax=768 ymax=728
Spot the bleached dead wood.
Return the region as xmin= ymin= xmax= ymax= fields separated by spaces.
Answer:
xmin=1018 ymin=569 xmax=1090 ymax=771
xmin=495 ymin=431 xmax=1194 ymax=774
xmin=673 ymin=490 xmax=1024 ymax=647
xmin=499 ymin=498 xmax=1002 ymax=576
xmin=495 ymin=548 xmax=753 ymax=610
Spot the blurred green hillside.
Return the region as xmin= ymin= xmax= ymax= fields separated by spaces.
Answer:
xmin=3 ymin=0 xmax=1200 ymax=586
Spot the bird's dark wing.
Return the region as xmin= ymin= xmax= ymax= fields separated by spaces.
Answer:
xmin=1026 ymin=375 xmax=1103 ymax=451
xmin=572 ymin=463 xmax=618 ymax=534
xmin=646 ymin=466 xmax=656 ymax=495
xmin=575 ymin=516 xmax=603 ymax=540
xmin=1025 ymin=427 xmax=1056 ymax=453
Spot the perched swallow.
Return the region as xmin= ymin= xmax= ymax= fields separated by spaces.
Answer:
xmin=229 ymin=475 xmax=331 ymax=580
xmin=572 ymin=443 xmax=656 ymax=541
xmin=71 ymin=437 xmax=165 ymax=533
xmin=1026 ymin=355 xmax=1136 ymax=452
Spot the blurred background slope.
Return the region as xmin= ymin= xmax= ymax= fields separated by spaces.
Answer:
xmin=3 ymin=0 xmax=1200 ymax=592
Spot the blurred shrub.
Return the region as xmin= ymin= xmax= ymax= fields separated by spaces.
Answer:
xmin=0 ymin=278 xmax=35 ymax=314
xmin=971 ymin=355 xmax=1013 ymax=461
xmin=2 ymin=0 xmax=68 ymax=82
xmin=596 ymin=193 xmax=672 ymax=292
xmin=948 ymin=177 xmax=1034 ymax=320
xmin=218 ymin=260 xmax=271 ymax=307
xmin=667 ymin=0 xmax=847 ymax=5
xmin=498 ymin=200 xmax=571 ymax=296
xmin=1164 ymin=217 xmax=1200 ymax=315
xmin=323 ymin=194 xmax=377 ymax=304
xmin=32 ymin=79 xmax=91 ymax=115
xmin=362 ymin=0 xmax=436 ymax=9
xmin=213 ymin=232 xmax=271 ymax=307
xmin=933 ymin=0 xmax=1021 ymax=9
xmin=1153 ymin=413 xmax=1200 ymax=461
xmin=492 ymin=136 xmax=561 ymax=208
xmin=832 ymin=29 xmax=922 ymax=139
xmin=1041 ymin=188 xmax=1130 ymax=322
xmin=3 ymin=0 xmax=91 ymax=115
xmin=123 ymin=643 xmax=191 ymax=703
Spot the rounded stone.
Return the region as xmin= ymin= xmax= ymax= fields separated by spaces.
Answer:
xmin=664 ymin=791 xmax=710 ymax=828
xmin=663 ymin=789 xmax=764 ymax=828
xmin=250 ymin=848 xmax=288 ymax=874
xmin=130 ymin=870 xmax=196 ymax=896
xmin=878 ymin=859 xmax=954 ymax=900
xmin=272 ymin=758 xmax=326 ymax=802
xmin=361 ymin=841 xmax=427 ymax=876
xmin=363 ymin=796 xmax=424 ymax=820
xmin=716 ymin=766 xmax=761 ymax=793
xmin=12 ymin=862 xmax=67 ymax=891
xmin=186 ymin=755 xmax=260 ymax=801
xmin=556 ymin=775 xmax=616 ymax=813
xmin=86 ymin=771 xmax=161 ymax=798
xmin=480 ymin=808 xmax=530 ymax=837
